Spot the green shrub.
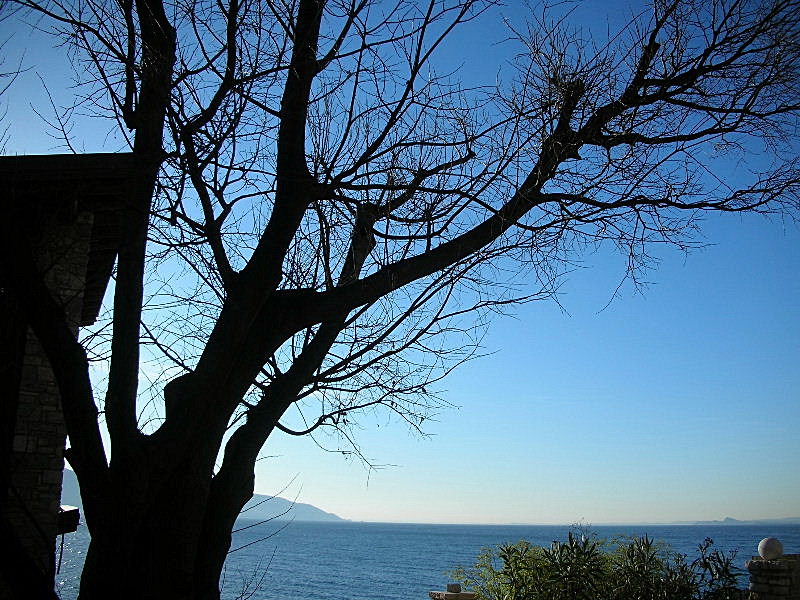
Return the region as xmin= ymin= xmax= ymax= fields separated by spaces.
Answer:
xmin=451 ymin=532 xmax=742 ymax=600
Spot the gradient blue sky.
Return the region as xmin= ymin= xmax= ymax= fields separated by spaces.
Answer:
xmin=3 ymin=1 xmax=798 ymax=524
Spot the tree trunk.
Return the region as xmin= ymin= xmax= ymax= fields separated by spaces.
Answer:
xmin=76 ymin=458 xmax=233 ymax=600
xmin=79 ymin=535 xmax=160 ymax=600
xmin=194 ymin=470 xmax=257 ymax=600
xmin=78 ymin=513 xmax=199 ymax=600
xmin=193 ymin=520 xmax=236 ymax=600
xmin=77 ymin=501 xmax=246 ymax=600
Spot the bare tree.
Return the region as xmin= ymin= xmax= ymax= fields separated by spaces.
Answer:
xmin=1 ymin=0 xmax=799 ymax=598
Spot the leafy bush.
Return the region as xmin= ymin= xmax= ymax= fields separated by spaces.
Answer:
xmin=451 ymin=532 xmax=743 ymax=600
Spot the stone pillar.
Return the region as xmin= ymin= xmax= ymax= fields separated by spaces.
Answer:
xmin=747 ymin=555 xmax=800 ymax=600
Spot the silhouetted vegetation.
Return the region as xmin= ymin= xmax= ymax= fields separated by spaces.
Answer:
xmin=453 ymin=532 xmax=742 ymax=600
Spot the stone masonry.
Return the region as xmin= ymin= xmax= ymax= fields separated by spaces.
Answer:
xmin=5 ymin=209 xmax=93 ymax=582
xmin=1 ymin=152 xmax=133 ymax=596
xmin=748 ymin=555 xmax=800 ymax=600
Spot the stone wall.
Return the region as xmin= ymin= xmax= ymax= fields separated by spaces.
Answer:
xmin=748 ymin=555 xmax=800 ymax=600
xmin=4 ymin=209 xmax=93 ymax=583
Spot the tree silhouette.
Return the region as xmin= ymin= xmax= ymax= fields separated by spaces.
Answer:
xmin=1 ymin=0 xmax=799 ymax=598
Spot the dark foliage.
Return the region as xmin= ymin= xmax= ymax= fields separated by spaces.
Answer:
xmin=453 ymin=533 xmax=743 ymax=600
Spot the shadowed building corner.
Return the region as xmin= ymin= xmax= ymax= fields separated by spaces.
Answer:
xmin=0 ymin=153 xmax=133 ymax=599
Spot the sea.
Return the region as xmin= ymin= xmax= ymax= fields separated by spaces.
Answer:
xmin=54 ymin=521 xmax=800 ymax=600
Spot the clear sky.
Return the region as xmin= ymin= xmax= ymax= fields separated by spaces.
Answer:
xmin=3 ymin=1 xmax=799 ymax=525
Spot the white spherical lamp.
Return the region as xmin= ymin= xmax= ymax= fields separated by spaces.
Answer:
xmin=758 ymin=537 xmax=783 ymax=560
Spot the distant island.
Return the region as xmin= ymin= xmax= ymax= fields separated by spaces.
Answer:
xmin=61 ymin=469 xmax=345 ymax=523
xmin=558 ymin=517 xmax=800 ymax=527
xmin=688 ymin=516 xmax=800 ymax=526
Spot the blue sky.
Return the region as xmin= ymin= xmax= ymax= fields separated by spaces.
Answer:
xmin=3 ymin=1 xmax=798 ymax=525
xmin=254 ymin=211 xmax=799 ymax=524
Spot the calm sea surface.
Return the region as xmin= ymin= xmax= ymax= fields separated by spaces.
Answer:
xmin=55 ymin=521 xmax=800 ymax=600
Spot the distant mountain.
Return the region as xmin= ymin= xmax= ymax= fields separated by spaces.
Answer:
xmin=239 ymin=494 xmax=345 ymax=522
xmin=690 ymin=516 xmax=800 ymax=526
xmin=61 ymin=468 xmax=345 ymax=522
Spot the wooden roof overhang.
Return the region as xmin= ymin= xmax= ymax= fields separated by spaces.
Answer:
xmin=0 ymin=152 xmax=135 ymax=325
